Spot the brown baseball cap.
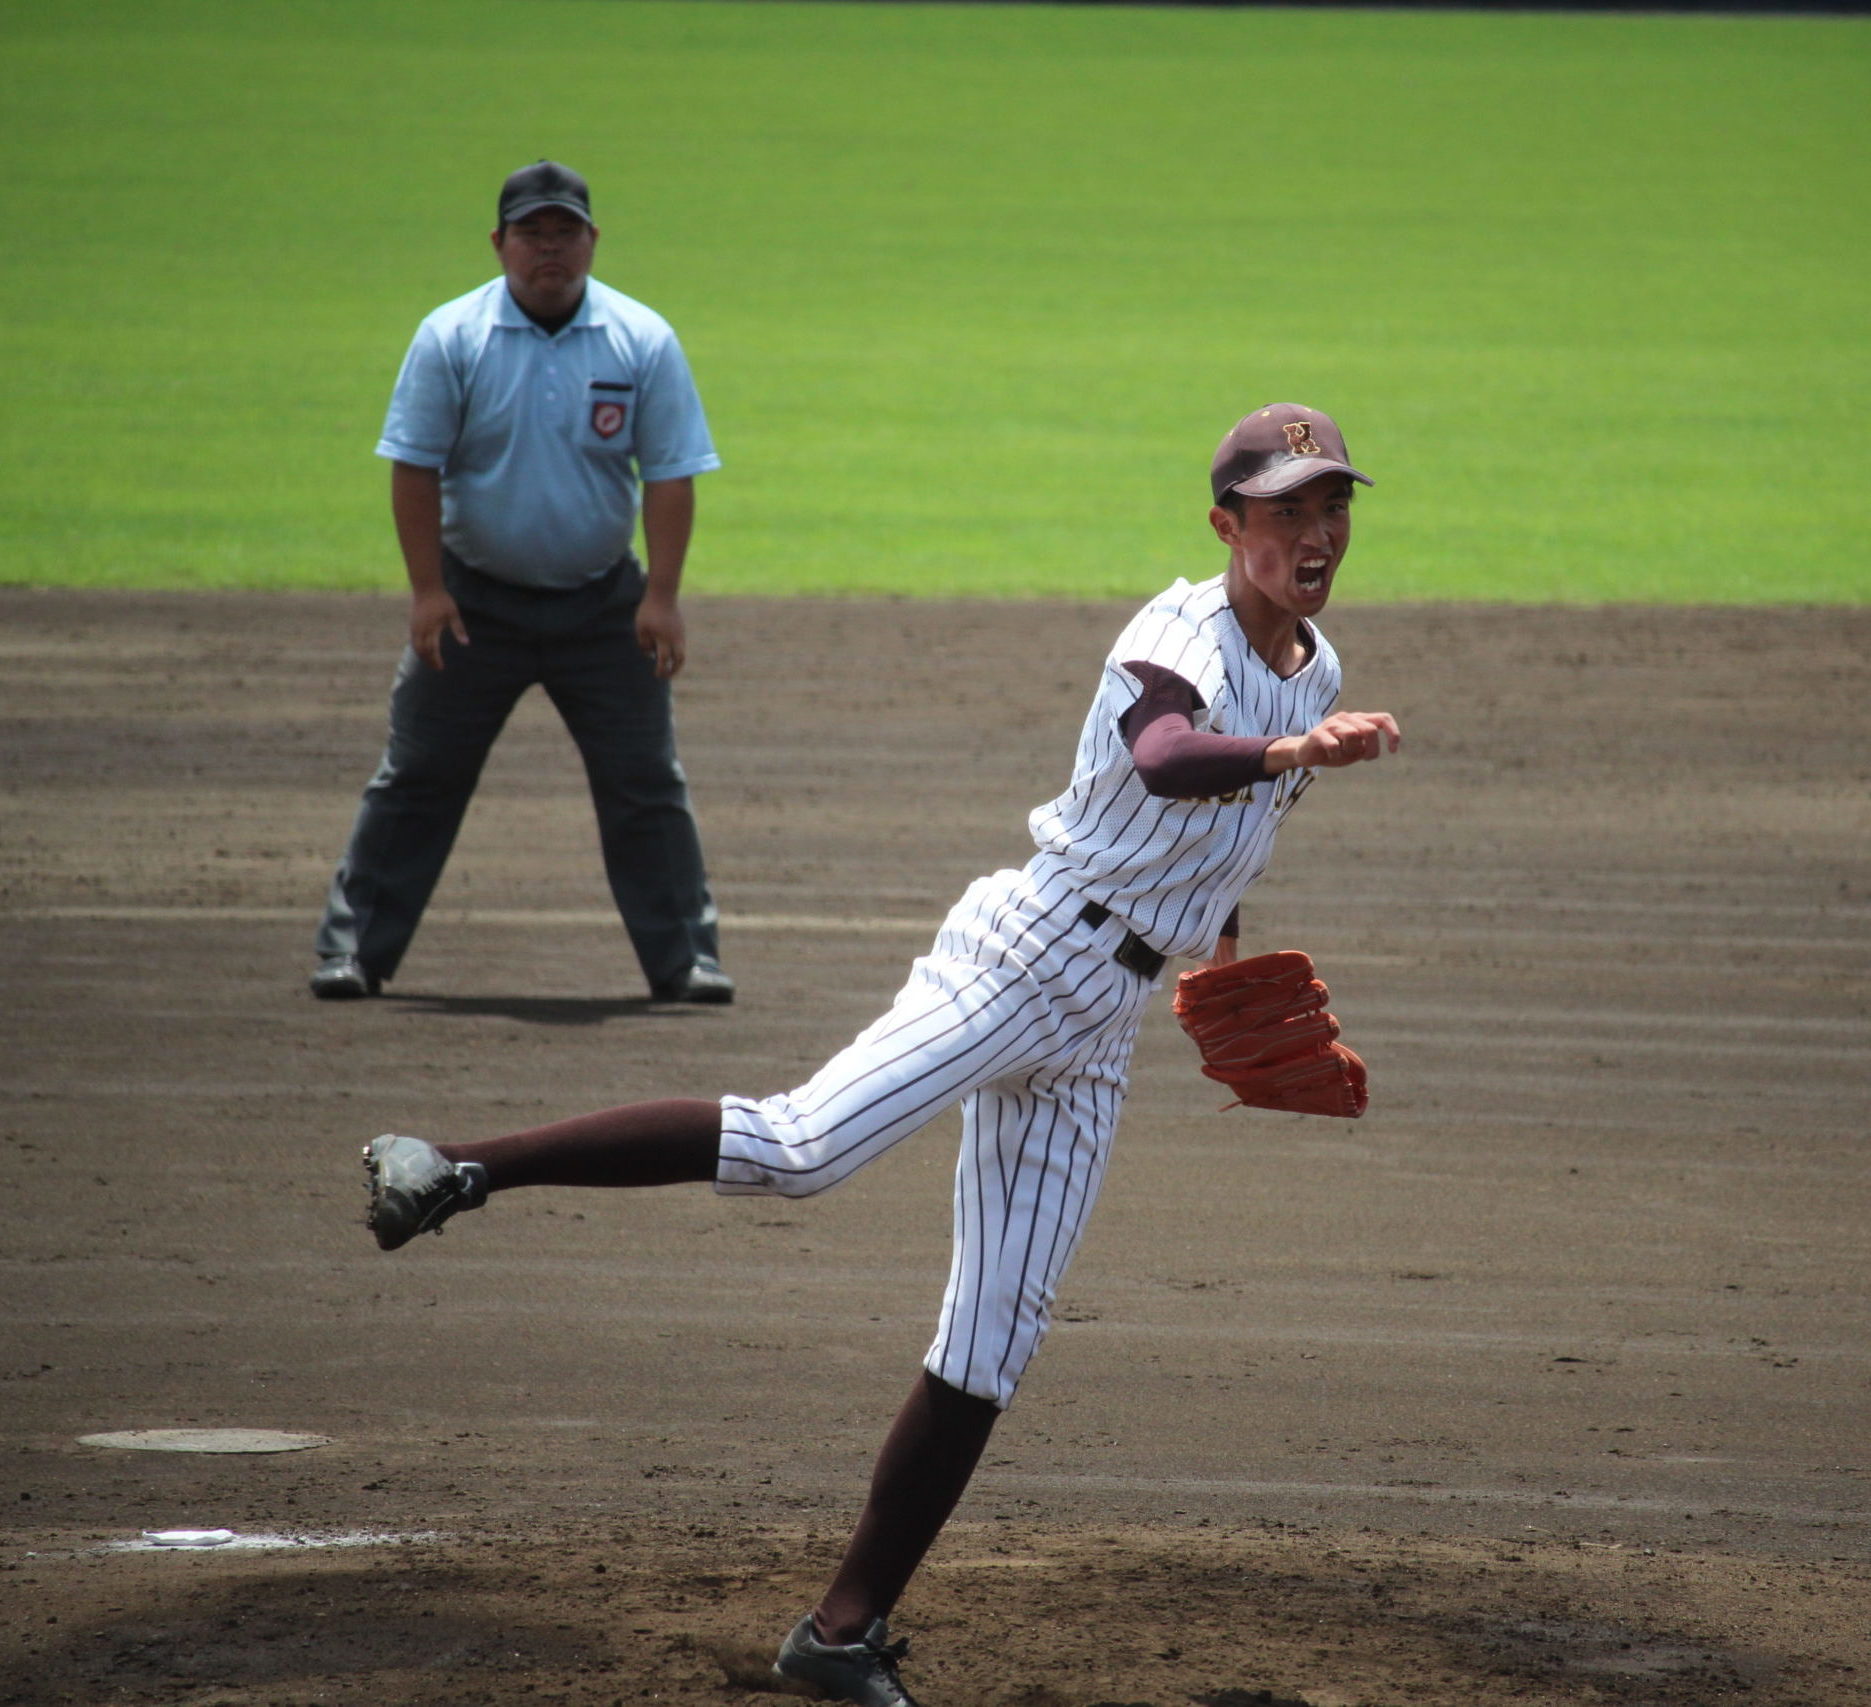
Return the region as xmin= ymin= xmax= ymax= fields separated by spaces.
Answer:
xmin=1210 ymin=403 xmax=1372 ymax=502
xmin=498 ymin=160 xmax=593 ymax=226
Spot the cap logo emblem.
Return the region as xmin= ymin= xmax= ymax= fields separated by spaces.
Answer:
xmin=1283 ymin=421 xmax=1325 ymax=457
xmin=591 ymin=401 xmax=627 ymax=440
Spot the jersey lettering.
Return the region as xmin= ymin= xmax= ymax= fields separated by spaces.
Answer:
xmin=1270 ymin=766 xmax=1312 ymax=815
xmin=1190 ymin=766 xmax=1311 ymax=812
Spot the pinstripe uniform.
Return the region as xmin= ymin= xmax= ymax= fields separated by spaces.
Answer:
xmin=716 ymin=573 xmax=1340 ymax=1409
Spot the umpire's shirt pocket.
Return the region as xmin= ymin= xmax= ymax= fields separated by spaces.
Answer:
xmin=585 ymin=380 xmax=635 ymax=455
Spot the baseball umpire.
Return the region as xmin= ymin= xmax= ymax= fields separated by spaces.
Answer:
xmin=356 ymin=405 xmax=1400 ymax=1706
xmin=310 ymin=160 xmax=732 ymax=1005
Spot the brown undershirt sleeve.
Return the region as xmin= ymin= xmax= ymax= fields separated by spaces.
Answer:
xmin=1120 ymin=660 xmax=1277 ymax=800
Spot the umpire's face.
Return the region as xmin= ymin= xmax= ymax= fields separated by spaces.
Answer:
xmin=494 ymin=208 xmax=598 ymax=321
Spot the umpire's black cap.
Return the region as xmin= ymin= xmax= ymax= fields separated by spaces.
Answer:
xmin=1211 ymin=404 xmax=1372 ymax=502
xmin=498 ymin=160 xmax=593 ymax=226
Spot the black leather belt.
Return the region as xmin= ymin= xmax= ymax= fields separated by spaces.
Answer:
xmin=1078 ymin=901 xmax=1166 ymax=980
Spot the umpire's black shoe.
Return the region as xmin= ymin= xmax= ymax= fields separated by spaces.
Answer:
xmin=652 ymin=956 xmax=735 ymax=1005
xmin=363 ymin=1135 xmax=488 ymax=1252
xmin=310 ymin=955 xmax=380 ymax=1000
xmin=774 ymin=1614 xmax=921 ymax=1707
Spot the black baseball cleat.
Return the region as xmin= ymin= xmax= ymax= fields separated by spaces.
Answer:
xmin=652 ymin=955 xmax=735 ymax=1005
xmin=362 ymin=1135 xmax=488 ymax=1251
xmin=774 ymin=1614 xmax=922 ymax=1707
xmin=310 ymin=955 xmax=380 ymax=1000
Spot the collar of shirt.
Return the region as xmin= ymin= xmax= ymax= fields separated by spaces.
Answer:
xmin=495 ymin=284 xmax=601 ymax=338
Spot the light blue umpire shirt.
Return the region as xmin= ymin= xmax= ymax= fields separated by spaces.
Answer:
xmin=375 ymin=277 xmax=722 ymax=589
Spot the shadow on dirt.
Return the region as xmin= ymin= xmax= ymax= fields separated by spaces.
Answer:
xmin=12 ymin=1561 xmax=609 ymax=1705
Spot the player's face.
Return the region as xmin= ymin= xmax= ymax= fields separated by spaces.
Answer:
xmin=1212 ymin=475 xmax=1355 ymax=620
xmin=493 ymin=209 xmax=597 ymax=319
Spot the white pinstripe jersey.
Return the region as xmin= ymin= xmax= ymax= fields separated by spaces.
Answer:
xmin=1028 ymin=575 xmax=1341 ymax=960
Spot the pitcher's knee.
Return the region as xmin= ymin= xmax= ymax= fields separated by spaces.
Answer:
xmin=715 ymin=1161 xmax=837 ymax=1200
xmin=714 ymin=1094 xmax=874 ymax=1200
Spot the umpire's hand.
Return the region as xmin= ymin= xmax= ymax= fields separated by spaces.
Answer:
xmin=410 ymin=587 xmax=470 ymax=672
xmin=636 ymin=588 xmax=686 ymax=679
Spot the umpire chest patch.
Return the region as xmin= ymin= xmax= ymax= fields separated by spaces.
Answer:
xmin=591 ymin=400 xmax=628 ymax=439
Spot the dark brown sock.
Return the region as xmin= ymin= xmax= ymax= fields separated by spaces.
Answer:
xmin=435 ymin=1098 xmax=720 ymax=1191
xmin=813 ymin=1370 xmax=1001 ymax=1644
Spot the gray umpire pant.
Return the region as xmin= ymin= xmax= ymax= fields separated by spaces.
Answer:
xmin=314 ymin=554 xmax=720 ymax=992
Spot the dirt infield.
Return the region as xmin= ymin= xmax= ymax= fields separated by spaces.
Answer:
xmin=2 ymin=590 xmax=1867 ymax=1707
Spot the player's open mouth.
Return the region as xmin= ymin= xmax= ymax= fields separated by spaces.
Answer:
xmin=1296 ymin=557 xmax=1330 ymax=590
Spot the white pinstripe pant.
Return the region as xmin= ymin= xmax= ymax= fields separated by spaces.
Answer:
xmin=717 ymin=859 xmax=1159 ymax=1408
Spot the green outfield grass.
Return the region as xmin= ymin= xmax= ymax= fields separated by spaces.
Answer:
xmin=0 ymin=1 xmax=1864 ymax=601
